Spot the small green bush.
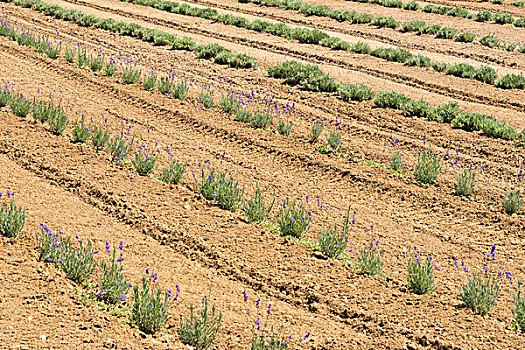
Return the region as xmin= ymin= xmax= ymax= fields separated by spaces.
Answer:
xmin=454 ymin=32 xmax=476 ymax=43
xmin=10 ymin=94 xmax=32 ymax=118
xmin=158 ymin=160 xmax=187 ymax=185
xmin=179 ymin=298 xmax=222 ymax=350
xmin=143 ymin=71 xmax=157 ymax=90
xmin=243 ymin=184 xmax=275 ymax=224
xmin=435 ymin=26 xmax=457 ymax=39
xmin=0 ymin=199 xmax=26 ymax=239
xmin=495 ymin=74 xmax=525 ymax=89
xmin=390 ymin=151 xmax=403 ymax=171
xmin=374 ymin=91 xmax=410 ymax=109
xmin=501 ymin=41 xmax=517 ymax=51
xmin=318 ymin=205 xmax=350 ymax=259
xmin=401 ymin=20 xmax=426 ymax=32
xmin=407 ymin=253 xmax=435 ymax=295
xmin=276 ymin=199 xmax=311 ymax=238
xmin=98 ymin=246 xmax=130 ymax=304
xmin=351 ymin=41 xmax=371 ymax=54
xmin=199 ymin=89 xmax=214 ymax=110
xmin=132 ymin=151 xmax=157 ymax=176
xmin=476 ymin=10 xmax=493 ymax=22
xmin=276 ymin=119 xmax=293 ymax=136
xmin=310 ymin=120 xmax=323 ymax=142
xmin=338 ymin=83 xmax=375 ymax=101
xmin=503 ymin=190 xmax=522 ymax=214
xmin=194 ymin=168 xmax=244 ymax=212
xmin=480 ymin=34 xmax=500 ymax=48
xmin=90 ymin=124 xmax=110 ymax=152
xmin=512 ymin=281 xmax=525 ymax=332
xmin=121 ymin=63 xmax=142 ymax=84
xmin=358 ymin=238 xmax=383 ymax=276
xmin=108 ymin=134 xmax=133 ymax=162
xmin=454 ymin=170 xmax=475 ymax=196
xmin=494 ymin=12 xmax=514 ymax=24
xmin=327 ymin=130 xmax=342 ymax=152
xmin=131 ymin=275 xmax=170 ymax=334
xmin=414 ymin=148 xmax=441 ymax=184
xmin=459 ymin=273 xmax=499 ymax=316
xmin=71 ymin=117 xmax=90 ymax=144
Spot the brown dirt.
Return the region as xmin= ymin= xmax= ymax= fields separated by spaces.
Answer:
xmin=1 ymin=0 xmax=525 ymax=349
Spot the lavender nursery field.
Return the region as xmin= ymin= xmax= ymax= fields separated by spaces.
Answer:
xmin=0 ymin=0 xmax=524 ymax=348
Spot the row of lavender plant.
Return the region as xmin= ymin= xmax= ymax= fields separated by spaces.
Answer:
xmin=338 ymin=0 xmax=525 ymax=28
xmin=237 ymin=0 xmax=525 ymax=53
xmin=1 ymin=0 xmax=258 ymax=69
xmin=111 ymin=0 xmax=525 ymax=89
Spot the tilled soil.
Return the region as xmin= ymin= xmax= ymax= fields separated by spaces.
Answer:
xmin=1 ymin=0 xmax=525 ymax=349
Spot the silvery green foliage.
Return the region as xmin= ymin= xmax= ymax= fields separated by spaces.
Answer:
xmin=71 ymin=117 xmax=90 ymax=144
xmin=91 ymin=124 xmax=111 ymax=152
xmin=310 ymin=120 xmax=323 ymax=142
xmin=158 ymin=160 xmax=187 ymax=185
xmin=131 ymin=275 xmax=169 ymax=334
xmin=512 ymin=281 xmax=525 ymax=332
xmin=414 ymin=148 xmax=441 ymax=184
xmin=194 ymin=168 xmax=244 ymax=212
xmin=327 ymin=130 xmax=342 ymax=152
xmin=459 ymin=273 xmax=499 ymax=316
xmin=98 ymin=246 xmax=129 ymax=304
xmin=131 ymin=151 xmax=157 ymax=176
xmin=179 ymin=297 xmax=222 ymax=350
xmin=0 ymin=199 xmax=25 ymax=238
xmin=318 ymin=205 xmax=350 ymax=259
xmin=276 ymin=199 xmax=311 ymax=238
xmin=243 ymin=184 xmax=275 ymax=224
xmin=503 ymin=190 xmax=522 ymax=214
xmin=407 ymin=253 xmax=435 ymax=295
xmin=454 ymin=170 xmax=475 ymax=196
xmin=276 ymin=119 xmax=292 ymax=136
xmin=358 ymin=238 xmax=383 ymax=276
xmin=390 ymin=152 xmax=403 ymax=172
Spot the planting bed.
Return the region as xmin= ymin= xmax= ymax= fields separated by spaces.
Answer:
xmin=0 ymin=0 xmax=524 ymax=348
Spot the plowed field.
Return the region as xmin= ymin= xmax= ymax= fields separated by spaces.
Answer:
xmin=0 ymin=0 xmax=524 ymax=348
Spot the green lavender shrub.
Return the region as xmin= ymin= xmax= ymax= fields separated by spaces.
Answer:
xmin=131 ymin=275 xmax=170 ymax=334
xmin=108 ymin=134 xmax=133 ymax=162
xmin=318 ymin=205 xmax=350 ymax=259
xmin=414 ymin=148 xmax=441 ymax=184
xmin=460 ymin=273 xmax=499 ymax=316
xmin=71 ymin=116 xmax=90 ymax=144
xmin=502 ymin=190 xmax=522 ymax=214
xmin=310 ymin=120 xmax=323 ymax=142
xmin=276 ymin=199 xmax=311 ymax=238
xmin=10 ymin=94 xmax=32 ymax=118
xmin=158 ymin=160 xmax=187 ymax=185
xmin=358 ymin=238 xmax=383 ymax=276
xmin=454 ymin=170 xmax=475 ymax=196
xmin=0 ymin=199 xmax=26 ymax=239
xmin=98 ymin=246 xmax=129 ymax=304
xmin=179 ymin=297 xmax=222 ymax=350
xmin=390 ymin=151 xmax=403 ymax=171
xmin=276 ymin=119 xmax=293 ymax=136
xmin=327 ymin=130 xmax=342 ymax=152
xmin=90 ymin=124 xmax=110 ymax=152
xmin=194 ymin=168 xmax=244 ymax=212
xmin=243 ymin=184 xmax=275 ymax=224
xmin=131 ymin=151 xmax=157 ymax=176
xmin=512 ymin=281 xmax=525 ymax=332
xmin=407 ymin=253 xmax=435 ymax=295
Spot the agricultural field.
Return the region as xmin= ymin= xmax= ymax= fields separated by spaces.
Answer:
xmin=1 ymin=0 xmax=525 ymax=348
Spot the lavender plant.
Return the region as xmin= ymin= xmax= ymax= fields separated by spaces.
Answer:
xmin=276 ymin=199 xmax=311 ymax=238
xmin=158 ymin=159 xmax=187 ymax=184
xmin=47 ymin=106 xmax=69 ymax=135
xmin=276 ymin=119 xmax=292 ymax=136
xmin=243 ymin=184 xmax=275 ymax=224
xmin=235 ymin=109 xmax=252 ymax=123
xmin=91 ymin=124 xmax=110 ymax=152
xmin=143 ymin=70 xmax=157 ymax=90
xmin=459 ymin=273 xmax=499 ymax=316
xmin=179 ymin=297 xmax=222 ymax=350
xmin=36 ymin=224 xmax=62 ymax=262
xmin=10 ymin=93 xmax=32 ymax=118
xmin=503 ymin=189 xmax=522 ymax=214
xmin=88 ymin=54 xmax=104 ymax=72
xmin=121 ymin=63 xmax=142 ymax=84
xmin=358 ymin=238 xmax=383 ymax=276
xmin=131 ymin=273 xmax=170 ymax=334
xmin=199 ymin=89 xmax=214 ymax=109
xmin=250 ymin=109 xmax=273 ymax=129
xmin=173 ymin=79 xmax=188 ymax=101
xmin=194 ymin=168 xmax=244 ymax=211
xmin=71 ymin=116 xmax=90 ymax=143
xmin=98 ymin=243 xmax=129 ymax=304
xmin=219 ymin=91 xmax=239 ymax=114
xmin=454 ymin=169 xmax=475 ymax=196
xmin=0 ymin=198 xmax=26 ymax=238
xmin=318 ymin=205 xmax=350 ymax=259
xmin=64 ymin=46 xmax=74 ymax=63
xmin=158 ymin=74 xmax=175 ymax=95
xmin=512 ymin=281 xmax=525 ymax=332
xmin=407 ymin=252 xmax=435 ymax=295
xmin=327 ymin=130 xmax=342 ymax=152
xmin=0 ymin=88 xmax=10 ymax=107
xmin=131 ymin=151 xmax=157 ymax=176
xmin=103 ymin=58 xmax=117 ymax=77
xmin=108 ymin=133 xmax=133 ymax=163
xmin=310 ymin=120 xmax=323 ymax=142
xmin=414 ymin=148 xmax=441 ymax=184
xmin=390 ymin=151 xmax=403 ymax=171
xmin=76 ymin=46 xmax=88 ymax=68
